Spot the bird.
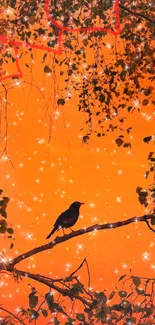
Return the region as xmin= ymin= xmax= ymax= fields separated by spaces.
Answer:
xmin=46 ymin=201 xmax=85 ymax=239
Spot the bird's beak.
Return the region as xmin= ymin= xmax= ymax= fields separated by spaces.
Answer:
xmin=80 ymin=202 xmax=85 ymax=205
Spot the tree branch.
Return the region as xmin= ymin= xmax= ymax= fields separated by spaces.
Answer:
xmin=119 ymin=4 xmax=155 ymax=25
xmin=1 ymin=213 xmax=154 ymax=269
xmin=14 ymin=269 xmax=92 ymax=307
xmin=145 ymin=220 xmax=155 ymax=233
xmin=0 ymin=306 xmax=26 ymax=325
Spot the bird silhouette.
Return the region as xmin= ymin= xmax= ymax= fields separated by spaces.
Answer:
xmin=46 ymin=201 xmax=85 ymax=239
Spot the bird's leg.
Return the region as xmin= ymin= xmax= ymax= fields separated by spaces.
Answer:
xmin=69 ymin=227 xmax=74 ymax=232
xmin=62 ymin=228 xmax=65 ymax=236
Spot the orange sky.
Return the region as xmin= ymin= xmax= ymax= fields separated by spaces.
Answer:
xmin=0 ymin=43 xmax=155 ymax=323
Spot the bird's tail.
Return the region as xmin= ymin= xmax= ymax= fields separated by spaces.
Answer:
xmin=46 ymin=226 xmax=57 ymax=239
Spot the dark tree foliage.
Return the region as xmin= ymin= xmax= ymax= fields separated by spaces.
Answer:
xmin=0 ymin=0 xmax=154 ymax=144
xmin=0 ymin=2 xmax=155 ymax=323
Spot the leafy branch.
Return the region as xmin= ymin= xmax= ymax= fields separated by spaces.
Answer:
xmin=1 ymin=260 xmax=155 ymax=324
xmin=0 ymin=306 xmax=26 ymax=325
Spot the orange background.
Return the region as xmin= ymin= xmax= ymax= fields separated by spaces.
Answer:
xmin=0 ymin=44 xmax=155 ymax=323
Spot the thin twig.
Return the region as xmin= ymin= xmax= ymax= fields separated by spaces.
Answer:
xmin=69 ymin=258 xmax=86 ymax=278
xmin=0 ymin=306 xmax=26 ymax=325
xmin=0 ymin=81 xmax=16 ymax=170
xmin=85 ymin=258 xmax=91 ymax=290
xmin=14 ymin=269 xmax=91 ymax=307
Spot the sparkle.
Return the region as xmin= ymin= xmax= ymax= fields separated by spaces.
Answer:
xmin=19 ymin=162 xmax=24 ymax=168
xmin=133 ymin=99 xmax=140 ymax=107
xmin=35 ymin=179 xmax=40 ymax=183
xmin=77 ymin=244 xmax=83 ymax=251
xmin=37 ymin=138 xmax=45 ymax=144
xmin=15 ymin=80 xmax=21 ymax=86
xmin=26 ymin=233 xmax=33 ymax=240
xmin=106 ymin=43 xmax=112 ymax=49
xmin=122 ymin=263 xmax=128 ymax=269
xmin=116 ymin=196 xmax=122 ymax=203
xmin=142 ymin=252 xmax=150 ymax=261
xmin=65 ymin=263 xmax=72 ymax=271
xmin=114 ymin=269 xmax=120 ymax=274
xmin=90 ymin=203 xmax=95 ymax=208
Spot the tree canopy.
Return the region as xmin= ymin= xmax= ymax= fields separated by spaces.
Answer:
xmin=0 ymin=0 xmax=154 ymax=146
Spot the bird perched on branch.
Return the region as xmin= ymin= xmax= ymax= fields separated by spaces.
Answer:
xmin=46 ymin=201 xmax=85 ymax=239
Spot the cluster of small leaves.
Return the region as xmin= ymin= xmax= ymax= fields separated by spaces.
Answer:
xmin=10 ymin=286 xmax=68 ymax=324
xmin=0 ymin=189 xmax=14 ymax=248
xmin=1 ymin=0 xmax=59 ymax=45
xmin=49 ymin=0 xmax=114 ymax=29
xmin=1 ymin=271 xmax=155 ymax=325
xmin=0 ymin=188 xmax=9 ymax=218
xmin=74 ymin=274 xmax=155 ymax=324
xmin=55 ymin=0 xmax=155 ymax=144
xmin=136 ymin=139 xmax=155 ymax=220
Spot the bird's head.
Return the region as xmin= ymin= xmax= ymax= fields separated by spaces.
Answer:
xmin=70 ymin=201 xmax=85 ymax=209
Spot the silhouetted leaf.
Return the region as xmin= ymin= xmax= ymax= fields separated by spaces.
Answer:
xmin=31 ymin=310 xmax=39 ymax=319
xmin=10 ymin=243 xmax=14 ymax=249
xmin=94 ymin=292 xmax=107 ymax=303
xmin=144 ymin=171 xmax=149 ymax=179
xmin=136 ymin=187 xmax=142 ymax=194
xmin=45 ymin=292 xmax=54 ymax=311
xmin=138 ymin=195 xmax=148 ymax=205
xmin=53 ymin=303 xmax=67 ymax=316
xmin=71 ymin=283 xmax=83 ymax=293
xmin=109 ymin=290 xmax=116 ymax=300
xmin=0 ymin=209 xmax=7 ymax=218
xmin=131 ymin=276 xmax=141 ymax=287
xmin=133 ymin=304 xmax=142 ymax=313
xmin=119 ymin=290 xmax=127 ymax=298
xmin=135 ymin=287 xmax=145 ymax=295
xmin=57 ymin=98 xmax=65 ymax=106
xmin=41 ymin=309 xmax=48 ymax=317
xmin=118 ymin=274 xmax=126 ymax=282
xmin=116 ymin=138 xmax=123 ymax=147
xmin=82 ymin=135 xmax=89 ymax=143
xmin=29 ymin=292 xmax=38 ymax=309
xmin=143 ymin=136 xmax=152 ymax=144
xmin=0 ymin=219 xmax=7 ymax=233
xmin=148 ymin=152 xmax=154 ymax=160
xmin=76 ymin=313 xmax=85 ymax=322
xmin=142 ymin=99 xmax=149 ymax=106
xmin=7 ymin=227 xmax=14 ymax=234
xmin=44 ymin=65 xmax=52 ymax=73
